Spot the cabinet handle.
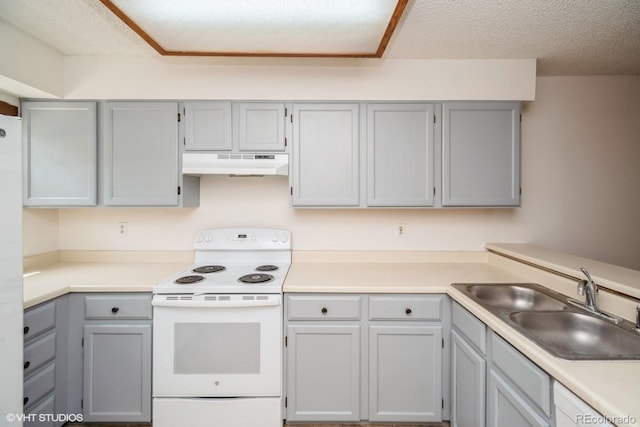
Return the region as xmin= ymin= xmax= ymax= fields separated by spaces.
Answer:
xmin=111 ymin=307 xmax=120 ymax=314
xmin=23 ymin=326 xmax=30 ymax=335
xmin=24 ymin=361 xmax=30 ymax=370
xmin=405 ymin=308 xmax=412 ymax=315
xmin=321 ymin=307 xmax=328 ymax=315
xmin=23 ymin=397 xmax=29 ymax=406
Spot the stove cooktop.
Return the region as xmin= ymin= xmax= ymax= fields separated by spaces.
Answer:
xmin=154 ymin=262 xmax=290 ymax=294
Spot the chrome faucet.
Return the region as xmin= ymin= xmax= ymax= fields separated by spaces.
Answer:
xmin=577 ymin=267 xmax=599 ymax=312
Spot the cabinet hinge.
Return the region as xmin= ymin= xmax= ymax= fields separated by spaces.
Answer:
xmin=178 ymin=113 xmax=181 ymax=122
xmin=290 ymin=114 xmax=293 ymax=124
xmin=285 ymin=336 xmax=288 ymax=347
xmin=442 ymin=398 xmax=444 ymax=409
xmin=284 ymin=137 xmax=287 ymax=147
xmin=178 ymin=186 xmax=181 ymax=195
xmin=285 ymin=397 xmax=288 ymax=408
xmin=81 ymin=337 xmax=84 ymax=347
xmin=434 ymin=114 xmax=436 ymax=124
xmin=290 ymin=187 xmax=293 ymax=196
xmin=442 ymin=338 xmax=444 ymax=348
xmin=433 ymin=187 xmax=436 ymax=196
xmin=284 ymin=107 xmax=288 ymax=117
xmin=183 ymin=137 xmax=186 ymax=146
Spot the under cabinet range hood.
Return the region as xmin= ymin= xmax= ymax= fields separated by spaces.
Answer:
xmin=183 ymin=153 xmax=288 ymax=176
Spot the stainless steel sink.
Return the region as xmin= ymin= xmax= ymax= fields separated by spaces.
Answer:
xmin=509 ymin=311 xmax=640 ymax=360
xmin=452 ymin=282 xmax=640 ymax=360
xmin=465 ymin=283 xmax=569 ymax=311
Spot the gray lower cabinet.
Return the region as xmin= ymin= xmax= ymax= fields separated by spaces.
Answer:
xmin=81 ymin=294 xmax=152 ymax=422
xmin=442 ymin=102 xmax=521 ymax=207
xmin=451 ymin=302 xmax=552 ymax=427
xmin=285 ymin=294 xmax=445 ymax=423
xmin=21 ymin=101 xmax=97 ymax=207
xmin=101 ymin=101 xmax=198 ymax=207
xmin=286 ymin=324 xmax=362 ymax=422
xmin=451 ymin=329 xmax=486 ymax=427
xmin=23 ymin=297 xmax=69 ymax=427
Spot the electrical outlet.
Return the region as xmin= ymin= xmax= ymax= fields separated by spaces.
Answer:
xmin=118 ymin=222 xmax=128 ymax=237
xmin=395 ymin=223 xmax=406 ymax=237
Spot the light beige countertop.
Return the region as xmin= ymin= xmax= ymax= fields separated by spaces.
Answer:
xmin=23 ymin=251 xmax=192 ymax=308
xmin=22 ymin=246 xmax=640 ymax=426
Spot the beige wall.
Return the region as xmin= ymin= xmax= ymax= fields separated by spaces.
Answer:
xmin=23 ymin=75 xmax=640 ymax=271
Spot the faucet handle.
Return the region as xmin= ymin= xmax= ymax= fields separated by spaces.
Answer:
xmin=577 ymin=279 xmax=587 ymax=296
xmin=580 ymin=267 xmax=594 ymax=283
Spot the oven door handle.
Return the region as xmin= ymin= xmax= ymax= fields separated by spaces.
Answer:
xmin=152 ymin=299 xmax=281 ymax=308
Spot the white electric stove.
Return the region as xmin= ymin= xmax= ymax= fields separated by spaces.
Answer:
xmin=152 ymin=228 xmax=290 ymax=427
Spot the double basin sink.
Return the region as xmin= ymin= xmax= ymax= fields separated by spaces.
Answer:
xmin=453 ymin=283 xmax=640 ymax=360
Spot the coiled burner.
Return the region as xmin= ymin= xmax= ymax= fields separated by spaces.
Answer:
xmin=193 ymin=265 xmax=226 ymax=274
xmin=238 ymin=273 xmax=274 ymax=284
xmin=174 ymin=275 xmax=205 ymax=284
xmin=256 ymin=265 xmax=279 ymax=272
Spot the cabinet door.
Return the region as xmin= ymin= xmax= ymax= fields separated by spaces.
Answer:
xmin=367 ymin=103 xmax=435 ymax=206
xmin=83 ymin=324 xmax=151 ymax=422
xmin=236 ymin=102 xmax=286 ymax=151
xmin=487 ymin=369 xmax=550 ymax=427
xmin=286 ymin=324 xmax=360 ymax=422
xmin=451 ymin=329 xmax=486 ymax=427
xmin=442 ymin=102 xmax=520 ymax=206
xmin=368 ymin=325 xmax=442 ymax=422
xmin=102 ymin=102 xmax=179 ymax=206
xmin=183 ymin=101 xmax=232 ymax=151
xmin=291 ymin=104 xmax=359 ymax=207
xmin=22 ymin=101 xmax=97 ymax=206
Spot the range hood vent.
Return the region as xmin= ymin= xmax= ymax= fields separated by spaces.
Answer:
xmin=183 ymin=153 xmax=288 ymax=176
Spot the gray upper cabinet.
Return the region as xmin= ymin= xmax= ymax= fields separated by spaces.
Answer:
xmin=367 ymin=103 xmax=436 ymax=207
xmin=235 ymin=102 xmax=287 ymax=151
xmin=182 ymin=101 xmax=232 ymax=151
xmin=442 ymin=102 xmax=521 ymax=207
xmin=291 ymin=103 xmax=360 ymax=207
xmin=102 ymin=102 xmax=195 ymax=206
xmin=22 ymin=101 xmax=97 ymax=207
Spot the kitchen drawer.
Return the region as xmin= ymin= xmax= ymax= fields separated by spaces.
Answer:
xmin=24 ymin=393 xmax=55 ymax=427
xmin=368 ymin=295 xmax=443 ymax=321
xmin=23 ymin=331 xmax=56 ymax=376
xmin=490 ymin=332 xmax=551 ymax=416
xmin=24 ymin=362 xmax=55 ymax=411
xmin=84 ymin=294 xmax=152 ymax=319
xmin=287 ymin=295 xmax=362 ymax=320
xmin=24 ymin=300 xmax=56 ymax=341
xmin=452 ymin=301 xmax=486 ymax=354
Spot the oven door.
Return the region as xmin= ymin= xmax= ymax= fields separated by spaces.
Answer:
xmin=152 ymin=294 xmax=282 ymax=397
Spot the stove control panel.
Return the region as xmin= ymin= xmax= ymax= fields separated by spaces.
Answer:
xmin=194 ymin=228 xmax=291 ymax=250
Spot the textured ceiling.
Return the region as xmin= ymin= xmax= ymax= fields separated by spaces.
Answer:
xmin=0 ymin=0 xmax=639 ymax=75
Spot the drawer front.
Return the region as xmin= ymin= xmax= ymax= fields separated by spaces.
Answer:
xmin=491 ymin=332 xmax=551 ymax=416
xmin=452 ymin=302 xmax=486 ymax=354
xmin=84 ymin=294 xmax=152 ymax=319
xmin=24 ymin=362 xmax=55 ymax=411
xmin=24 ymin=300 xmax=56 ymax=341
xmin=368 ymin=295 xmax=443 ymax=321
xmin=24 ymin=393 xmax=55 ymax=427
xmin=23 ymin=331 xmax=56 ymax=376
xmin=287 ymin=295 xmax=362 ymax=320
